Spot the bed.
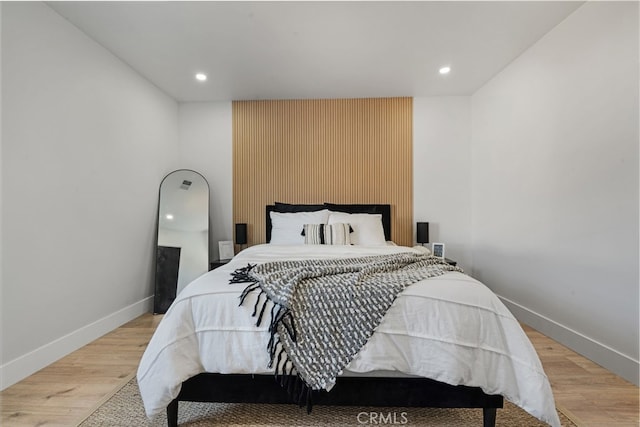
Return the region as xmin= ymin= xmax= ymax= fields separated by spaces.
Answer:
xmin=137 ymin=204 xmax=560 ymax=427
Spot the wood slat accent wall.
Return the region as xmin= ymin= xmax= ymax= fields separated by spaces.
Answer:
xmin=233 ymin=97 xmax=413 ymax=246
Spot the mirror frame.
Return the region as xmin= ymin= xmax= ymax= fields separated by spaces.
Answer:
xmin=153 ymin=169 xmax=209 ymax=314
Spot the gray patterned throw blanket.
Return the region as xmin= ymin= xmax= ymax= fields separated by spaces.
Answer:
xmin=230 ymin=252 xmax=462 ymax=410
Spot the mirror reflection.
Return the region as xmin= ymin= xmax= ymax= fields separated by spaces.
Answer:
xmin=154 ymin=169 xmax=209 ymax=314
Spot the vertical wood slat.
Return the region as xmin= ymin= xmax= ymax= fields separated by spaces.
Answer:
xmin=233 ymin=97 xmax=413 ymax=246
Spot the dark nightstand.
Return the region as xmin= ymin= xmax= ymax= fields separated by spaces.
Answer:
xmin=209 ymin=259 xmax=231 ymax=271
xmin=444 ymin=258 xmax=457 ymax=267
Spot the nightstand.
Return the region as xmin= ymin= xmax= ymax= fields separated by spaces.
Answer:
xmin=209 ymin=259 xmax=231 ymax=270
xmin=444 ymin=258 xmax=457 ymax=267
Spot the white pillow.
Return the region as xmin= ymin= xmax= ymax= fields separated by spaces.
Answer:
xmin=270 ymin=210 xmax=330 ymax=244
xmin=412 ymin=245 xmax=432 ymax=255
xmin=327 ymin=212 xmax=386 ymax=245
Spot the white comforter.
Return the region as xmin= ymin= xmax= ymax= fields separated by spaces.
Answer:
xmin=137 ymin=244 xmax=560 ymax=426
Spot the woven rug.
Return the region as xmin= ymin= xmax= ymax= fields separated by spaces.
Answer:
xmin=77 ymin=375 xmax=579 ymax=427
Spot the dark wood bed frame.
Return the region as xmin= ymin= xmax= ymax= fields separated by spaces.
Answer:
xmin=166 ymin=204 xmax=504 ymax=426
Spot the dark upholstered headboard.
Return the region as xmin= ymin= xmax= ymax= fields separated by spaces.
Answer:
xmin=266 ymin=203 xmax=392 ymax=242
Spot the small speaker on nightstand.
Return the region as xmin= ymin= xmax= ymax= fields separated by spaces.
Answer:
xmin=235 ymin=223 xmax=248 ymax=246
xmin=417 ymin=222 xmax=429 ymax=245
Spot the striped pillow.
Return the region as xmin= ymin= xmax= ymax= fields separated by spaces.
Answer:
xmin=302 ymin=223 xmax=352 ymax=245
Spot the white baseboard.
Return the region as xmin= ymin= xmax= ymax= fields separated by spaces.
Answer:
xmin=498 ymin=294 xmax=640 ymax=386
xmin=0 ymin=296 xmax=153 ymax=390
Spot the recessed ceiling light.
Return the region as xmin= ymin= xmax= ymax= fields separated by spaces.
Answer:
xmin=439 ymin=66 xmax=451 ymax=75
xmin=165 ymin=214 xmax=174 ymax=220
xmin=195 ymin=73 xmax=207 ymax=82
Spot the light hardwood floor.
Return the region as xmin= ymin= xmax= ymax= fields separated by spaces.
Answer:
xmin=1 ymin=314 xmax=638 ymax=426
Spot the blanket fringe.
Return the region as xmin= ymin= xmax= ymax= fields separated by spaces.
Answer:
xmin=230 ymin=263 xmax=256 ymax=284
xmin=231 ymin=263 xmax=315 ymax=411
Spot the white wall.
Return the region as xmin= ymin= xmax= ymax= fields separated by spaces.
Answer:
xmin=1 ymin=2 xmax=179 ymax=388
xmin=413 ymin=97 xmax=472 ymax=270
xmin=177 ymin=102 xmax=233 ymax=260
xmin=470 ymin=2 xmax=639 ymax=384
xmin=0 ymin=2 xmax=4 ymax=378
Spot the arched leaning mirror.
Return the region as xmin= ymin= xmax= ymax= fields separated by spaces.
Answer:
xmin=154 ymin=169 xmax=209 ymax=314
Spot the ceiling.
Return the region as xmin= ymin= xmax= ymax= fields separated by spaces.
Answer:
xmin=48 ymin=1 xmax=583 ymax=102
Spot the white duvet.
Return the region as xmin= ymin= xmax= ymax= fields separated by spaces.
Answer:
xmin=137 ymin=244 xmax=560 ymax=427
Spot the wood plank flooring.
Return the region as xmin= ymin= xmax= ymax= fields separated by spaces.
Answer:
xmin=1 ymin=315 xmax=161 ymax=427
xmin=522 ymin=324 xmax=639 ymax=427
xmin=1 ymin=314 xmax=638 ymax=426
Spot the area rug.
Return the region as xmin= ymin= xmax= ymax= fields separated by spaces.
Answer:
xmin=77 ymin=375 xmax=578 ymax=427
